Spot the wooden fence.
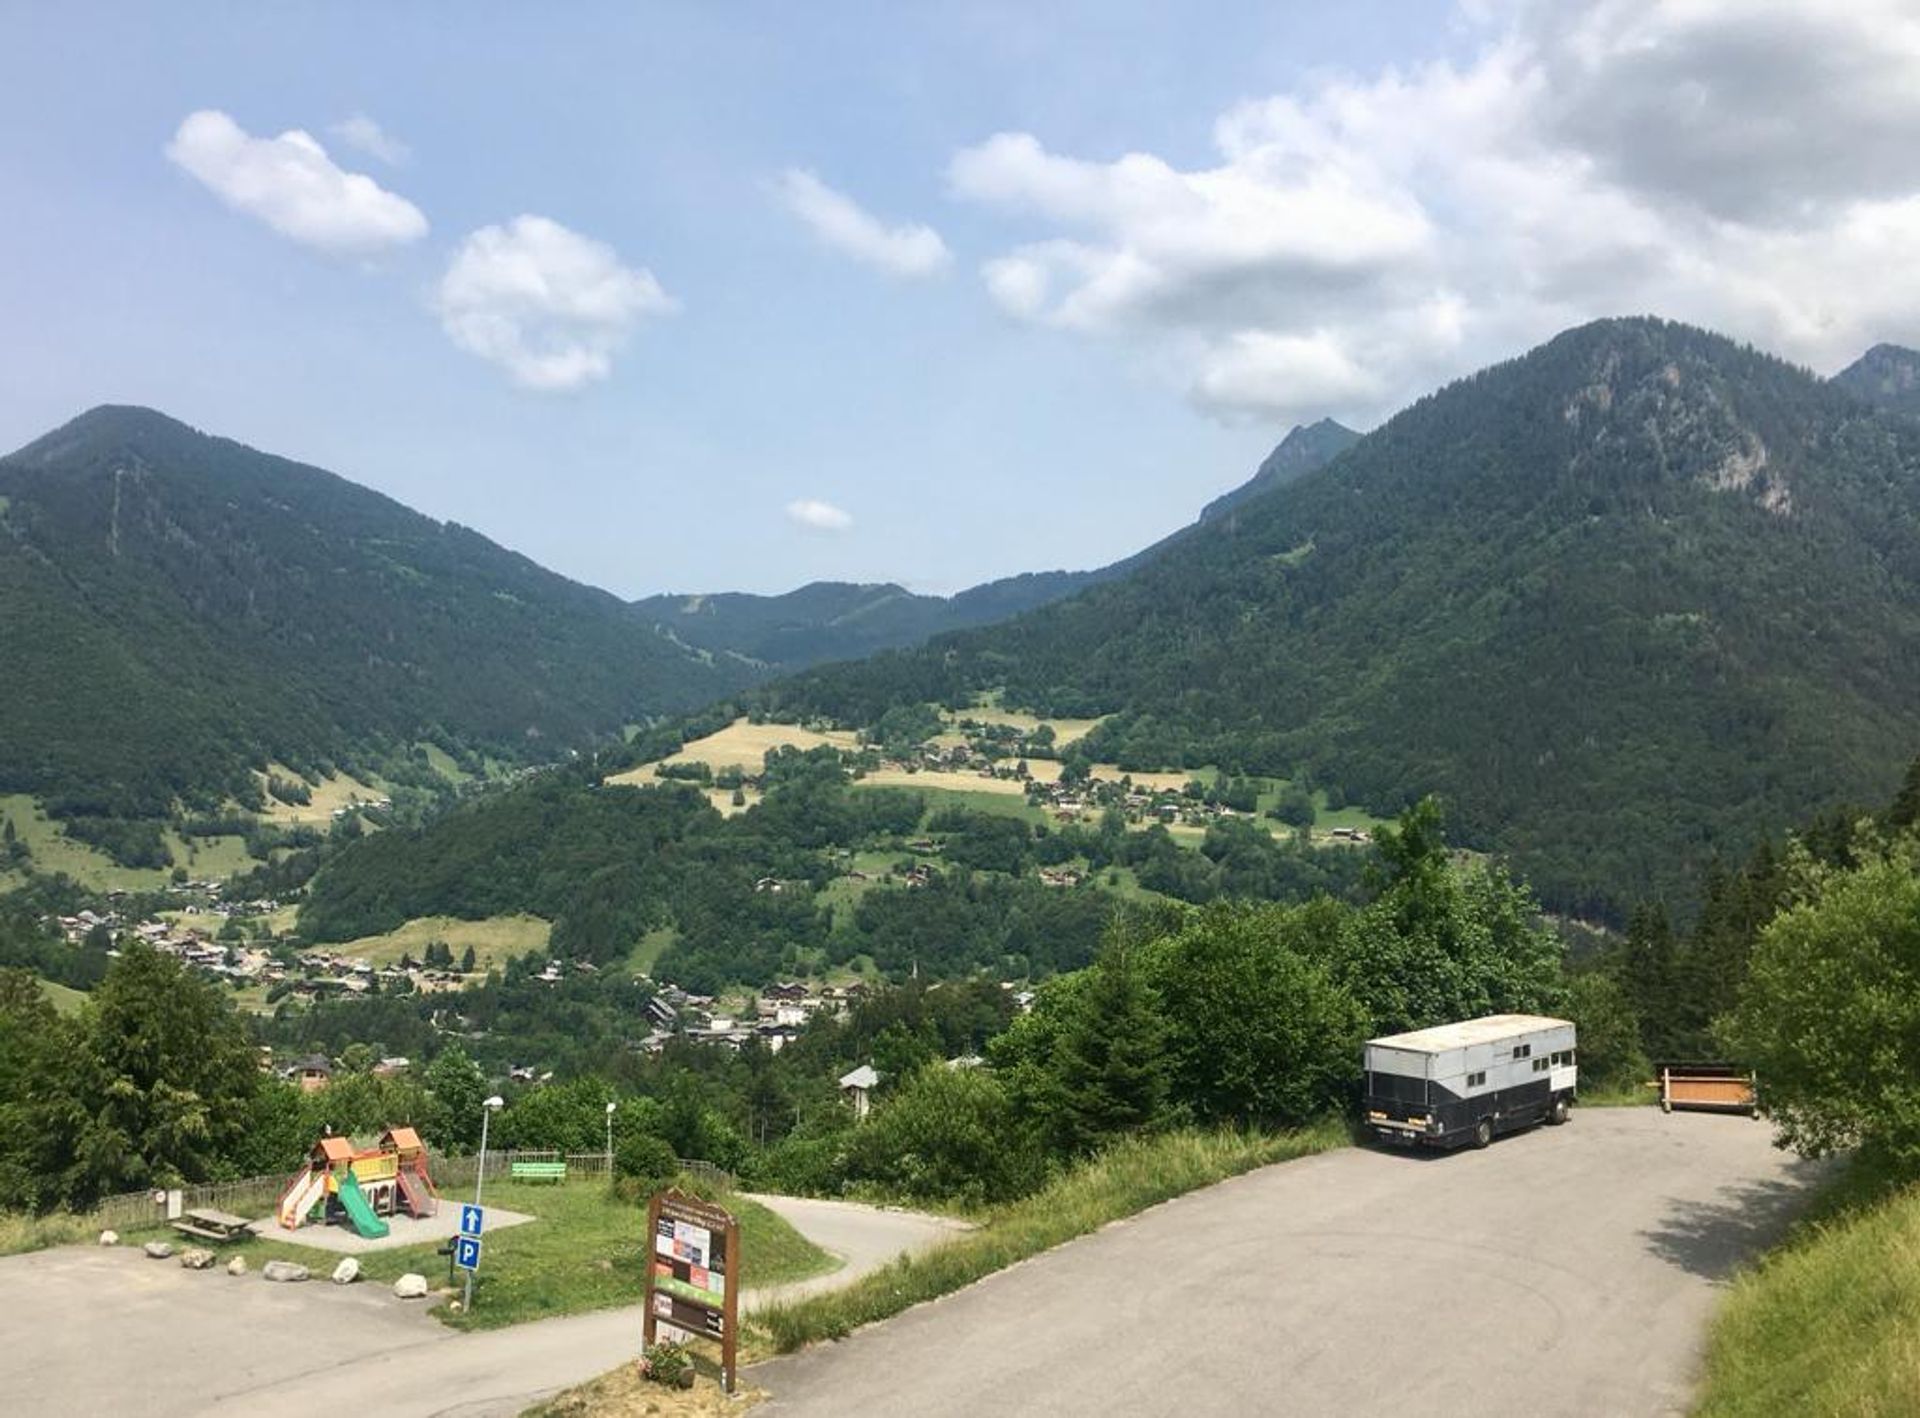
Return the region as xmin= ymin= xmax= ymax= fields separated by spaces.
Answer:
xmin=82 ymin=1150 xmax=732 ymax=1232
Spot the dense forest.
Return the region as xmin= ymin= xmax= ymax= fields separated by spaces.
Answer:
xmin=755 ymin=319 xmax=1920 ymax=919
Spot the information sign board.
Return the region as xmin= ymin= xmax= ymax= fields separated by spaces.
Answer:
xmin=642 ymin=1189 xmax=741 ymax=1393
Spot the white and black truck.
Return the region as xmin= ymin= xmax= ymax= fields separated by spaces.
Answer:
xmin=1363 ymin=1013 xmax=1578 ymax=1150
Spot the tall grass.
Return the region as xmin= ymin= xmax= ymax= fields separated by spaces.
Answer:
xmin=1697 ymin=1161 xmax=1920 ymax=1417
xmin=750 ymin=1122 xmax=1346 ymax=1353
xmin=0 ymin=1210 xmax=105 ymax=1257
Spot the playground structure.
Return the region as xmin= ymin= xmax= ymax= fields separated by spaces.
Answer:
xmin=277 ymin=1126 xmax=440 ymax=1238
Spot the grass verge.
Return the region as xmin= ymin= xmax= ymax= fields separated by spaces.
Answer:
xmin=748 ymin=1121 xmax=1346 ymax=1354
xmin=0 ymin=1210 xmax=102 ymax=1257
xmin=140 ymin=1174 xmax=825 ymax=1327
xmin=1696 ymin=1155 xmax=1920 ymax=1417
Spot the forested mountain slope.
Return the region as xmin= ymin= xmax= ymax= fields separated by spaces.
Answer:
xmin=0 ymin=406 xmax=753 ymax=819
xmin=631 ymin=421 xmax=1359 ymax=672
xmin=760 ymin=319 xmax=1920 ymax=915
xmin=1833 ymin=343 xmax=1920 ymax=418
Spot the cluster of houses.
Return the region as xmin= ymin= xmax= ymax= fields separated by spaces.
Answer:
xmin=637 ymin=978 xmax=869 ymax=1055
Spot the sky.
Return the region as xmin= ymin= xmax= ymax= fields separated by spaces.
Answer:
xmin=4 ymin=2 xmax=1920 ymax=598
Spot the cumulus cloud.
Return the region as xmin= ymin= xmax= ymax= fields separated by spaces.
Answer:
xmin=951 ymin=0 xmax=1920 ymax=424
xmin=165 ymin=109 xmax=427 ymax=256
xmin=777 ymin=169 xmax=951 ymax=278
xmin=329 ymin=113 xmax=410 ymax=166
xmin=435 ymin=215 xmax=677 ymax=391
xmin=785 ymin=498 xmax=854 ymax=532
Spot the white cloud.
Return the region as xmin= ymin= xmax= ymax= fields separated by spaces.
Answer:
xmin=951 ymin=1 xmax=1920 ymax=424
xmin=435 ymin=215 xmax=677 ymax=391
xmin=165 ymin=109 xmax=427 ymax=256
xmin=777 ymin=169 xmax=951 ymax=278
xmin=785 ymin=498 xmax=854 ymax=532
xmin=329 ymin=113 xmax=410 ymax=166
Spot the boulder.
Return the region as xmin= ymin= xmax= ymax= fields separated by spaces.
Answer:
xmin=98 ymin=1230 xmax=119 ymax=1247
xmin=226 ymin=1256 xmax=248 ymax=1276
xmin=179 ymin=1248 xmax=216 ymax=1270
xmin=393 ymin=1272 xmax=429 ymax=1299
xmin=142 ymin=1241 xmax=173 ymax=1260
xmin=261 ymin=1260 xmax=310 ymax=1283
xmin=330 ymin=1257 xmax=361 ymax=1285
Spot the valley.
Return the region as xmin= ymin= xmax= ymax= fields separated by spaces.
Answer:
xmin=4 ymin=318 xmax=1919 ymax=1418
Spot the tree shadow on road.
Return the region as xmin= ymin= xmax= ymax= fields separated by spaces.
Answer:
xmin=1639 ymin=1157 xmax=1831 ymax=1281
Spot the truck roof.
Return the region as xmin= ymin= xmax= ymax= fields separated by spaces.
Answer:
xmin=1367 ymin=1013 xmax=1574 ymax=1054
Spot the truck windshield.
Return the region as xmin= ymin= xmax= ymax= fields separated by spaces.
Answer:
xmin=1367 ymin=1071 xmax=1427 ymax=1105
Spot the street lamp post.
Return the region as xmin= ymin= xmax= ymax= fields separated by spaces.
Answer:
xmin=605 ymin=1100 xmax=617 ymax=1180
xmin=464 ymin=1094 xmax=504 ymax=1313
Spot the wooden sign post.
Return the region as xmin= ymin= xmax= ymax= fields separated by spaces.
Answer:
xmin=642 ymin=1188 xmax=742 ymax=1394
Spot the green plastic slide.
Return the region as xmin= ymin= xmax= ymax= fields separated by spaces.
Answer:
xmin=338 ymin=1169 xmax=390 ymax=1239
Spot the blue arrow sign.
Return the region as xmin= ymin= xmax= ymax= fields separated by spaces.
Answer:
xmin=459 ymin=1204 xmax=484 ymax=1238
xmin=454 ymin=1235 xmax=482 ymax=1271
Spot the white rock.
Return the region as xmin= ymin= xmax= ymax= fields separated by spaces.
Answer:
xmin=142 ymin=1241 xmax=174 ymax=1259
xmin=178 ymin=1247 xmax=216 ymax=1270
xmin=330 ymin=1257 xmax=361 ymax=1285
xmin=393 ymin=1272 xmax=429 ymax=1299
xmin=261 ymin=1259 xmax=310 ymax=1283
xmin=227 ymin=1256 xmax=249 ymax=1276
xmin=98 ymin=1230 xmax=119 ymax=1247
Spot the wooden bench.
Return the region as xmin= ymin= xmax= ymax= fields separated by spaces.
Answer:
xmin=509 ymin=1160 xmax=568 ymax=1183
xmin=169 ymin=1207 xmax=256 ymax=1244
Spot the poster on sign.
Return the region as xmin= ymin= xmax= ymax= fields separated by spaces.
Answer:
xmin=641 ymin=1189 xmax=741 ymax=1392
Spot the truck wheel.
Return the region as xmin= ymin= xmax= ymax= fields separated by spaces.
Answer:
xmin=1548 ymin=1097 xmax=1570 ymax=1126
xmin=1474 ymin=1118 xmax=1493 ymax=1149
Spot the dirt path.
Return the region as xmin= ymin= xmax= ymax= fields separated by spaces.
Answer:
xmin=755 ymin=1110 xmax=1823 ymax=1418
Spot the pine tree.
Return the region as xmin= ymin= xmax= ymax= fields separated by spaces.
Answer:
xmin=1051 ymin=943 xmax=1169 ymax=1155
xmin=1890 ymin=755 xmax=1920 ymax=833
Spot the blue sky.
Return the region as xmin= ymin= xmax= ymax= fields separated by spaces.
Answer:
xmin=4 ymin=3 xmax=1918 ymax=597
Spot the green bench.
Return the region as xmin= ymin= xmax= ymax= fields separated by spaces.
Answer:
xmin=509 ymin=1160 xmax=568 ymax=1183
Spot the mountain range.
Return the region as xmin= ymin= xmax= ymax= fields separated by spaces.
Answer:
xmin=6 ymin=318 xmax=1918 ymax=917
xmin=761 ymin=318 xmax=1920 ymax=915
xmin=631 ymin=418 xmax=1359 ymax=672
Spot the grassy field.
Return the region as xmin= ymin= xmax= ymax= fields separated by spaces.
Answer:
xmin=627 ymin=926 xmax=678 ymax=976
xmin=330 ymin=914 xmax=550 ymax=970
xmin=610 ymin=720 xmax=861 ymax=783
xmin=36 ymin=977 xmax=87 ymax=1015
xmin=231 ymin=1180 xmax=834 ymax=1332
xmin=952 ymin=699 xmax=1105 ymax=748
xmin=253 ymin=765 xmax=387 ymax=826
xmin=749 ymin=1123 xmax=1347 ymax=1354
xmin=0 ymin=794 xmax=180 ymax=892
xmin=1696 ymin=1158 xmax=1920 ymax=1416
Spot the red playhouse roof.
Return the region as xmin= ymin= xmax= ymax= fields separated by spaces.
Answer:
xmin=313 ymin=1137 xmax=355 ymax=1165
xmin=381 ymin=1126 xmax=425 ymax=1153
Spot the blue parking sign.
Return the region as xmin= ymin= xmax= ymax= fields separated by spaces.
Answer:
xmin=454 ymin=1235 xmax=482 ymax=1271
xmin=460 ymin=1204 xmax=484 ymax=1238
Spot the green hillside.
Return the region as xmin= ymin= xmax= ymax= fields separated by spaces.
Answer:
xmin=758 ymin=319 xmax=1920 ymax=916
xmin=0 ymin=407 xmax=754 ymax=827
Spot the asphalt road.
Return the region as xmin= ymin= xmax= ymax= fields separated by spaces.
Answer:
xmin=0 ymin=1192 xmax=963 ymax=1418
xmin=756 ymin=1109 xmax=1824 ymax=1418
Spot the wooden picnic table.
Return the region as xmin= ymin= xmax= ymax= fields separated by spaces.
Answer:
xmin=169 ymin=1207 xmax=256 ymax=1244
